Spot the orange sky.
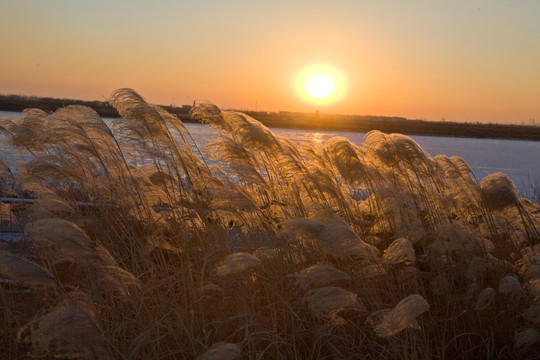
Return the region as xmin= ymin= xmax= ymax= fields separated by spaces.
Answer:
xmin=1 ymin=1 xmax=539 ymax=124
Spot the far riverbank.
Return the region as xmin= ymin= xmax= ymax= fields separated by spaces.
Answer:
xmin=1 ymin=94 xmax=539 ymax=141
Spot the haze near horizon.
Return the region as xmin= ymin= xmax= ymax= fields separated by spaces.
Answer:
xmin=1 ymin=0 xmax=539 ymax=124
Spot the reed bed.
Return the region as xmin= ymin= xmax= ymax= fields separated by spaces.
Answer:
xmin=1 ymin=88 xmax=539 ymax=359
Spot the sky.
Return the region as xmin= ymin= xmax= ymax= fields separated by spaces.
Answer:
xmin=1 ymin=0 xmax=539 ymax=124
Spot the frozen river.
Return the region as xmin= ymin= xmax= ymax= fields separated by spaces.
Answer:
xmin=1 ymin=111 xmax=539 ymax=193
xmin=188 ymin=122 xmax=540 ymax=192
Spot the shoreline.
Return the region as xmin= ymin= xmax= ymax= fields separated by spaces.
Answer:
xmin=1 ymin=94 xmax=539 ymax=141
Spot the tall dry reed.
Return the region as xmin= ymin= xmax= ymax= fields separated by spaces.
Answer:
xmin=1 ymin=89 xmax=539 ymax=359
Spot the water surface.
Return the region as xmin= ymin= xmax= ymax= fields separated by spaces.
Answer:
xmin=1 ymin=111 xmax=539 ymax=192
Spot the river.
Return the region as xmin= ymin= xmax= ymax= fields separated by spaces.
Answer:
xmin=1 ymin=110 xmax=539 ymax=193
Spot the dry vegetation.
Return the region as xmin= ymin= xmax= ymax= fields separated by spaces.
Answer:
xmin=1 ymin=88 xmax=540 ymax=359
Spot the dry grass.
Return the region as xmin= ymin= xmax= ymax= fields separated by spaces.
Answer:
xmin=1 ymin=88 xmax=540 ymax=359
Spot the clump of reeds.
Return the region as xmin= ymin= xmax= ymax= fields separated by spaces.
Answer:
xmin=2 ymin=89 xmax=540 ymax=358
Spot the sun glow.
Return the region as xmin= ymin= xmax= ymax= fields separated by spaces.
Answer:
xmin=306 ymin=74 xmax=335 ymax=98
xmin=294 ymin=64 xmax=347 ymax=106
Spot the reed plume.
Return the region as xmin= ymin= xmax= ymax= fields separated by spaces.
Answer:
xmin=303 ymin=286 xmax=366 ymax=315
xmin=288 ymin=263 xmax=349 ymax=290
xmin=17 ymin=294 xmax=113 ymax=359
xmin=216 ymin=252 xmax=262 ymax=276
xmin=373 ymin=294 xmax=429 ymax=337
xmin=0 ymin=250 xmax=56 ymax=286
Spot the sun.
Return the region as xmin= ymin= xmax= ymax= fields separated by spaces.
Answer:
xmin=294 ymin=64 xmax=347 ymax=106
xmin=306 ymin=74 xmax=335 ymax=99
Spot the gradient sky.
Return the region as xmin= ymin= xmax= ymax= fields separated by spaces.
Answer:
xmin=1 ymin=0 xmax=539 ymax=124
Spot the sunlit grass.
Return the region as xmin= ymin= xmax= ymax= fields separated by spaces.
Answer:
xmin=1 ymin=88 xmax=539 ymax=359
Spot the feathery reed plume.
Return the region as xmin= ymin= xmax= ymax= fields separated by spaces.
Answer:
xmin=383 ymin=237 xmax=415 ymax=265
xmin=109 ymin=88 xmax=168 ymax=137
xmin=283 ymin=218 xmax=380 ymax=259
xmin=25 ymin=218 xmax=116 ymax=267
xmin=97 ymin=265 xmax=143 ymax=297
xmin=0 ymin=108 xmax=48 ymax=151
xmin=517 ymin=246 xmax=540 ymax=279
xmin=498 ymin=275 xmax=523 ymax=297
xmin=209 ymin=181 xmax=258 ymax=213
xmin=48 ymin=105 xmax=117 ymax=161
xmin=0 ymin=251 xmax=56 ymax=286
xmin=109 ymin=88 xmax=213 ymax=203
xmin=191 ymin=101 xmax=233 ymax=133
xmin=356 ymin=264 xmax=388 ymax=279
xmin=363 ymin=131 xmax=432 ymax=174
xmin=198 ymin=283 xmax=224 ymax=294
xmin=138 ymin=163 xmax=177 ymax=187
xmin=308 ymin=208 xmax=349 ymax=227
xmin=325 ymin=136 xmax=368 ymax=185
xmin=281 ymin=218 xmax=328 ymax=244
xmin=207 ymin=135 xmax=267 ymax=187
xmin=362 ymin=131 xmax=396 ymax=165
xmin=429 ymin=221 xmax=478 ymax=261
xmin=475 ymin=287 xmax=497 ymax=310
xmin=194 ymin=102 xmax=280 ymax=153
xmin=373 ymin=294 xmax=429 ymax=337
xmin=23 ymin=154 xmax=85 ymax=183
xmin=28 ymin=198 xmax=75 ymax=220
xmin=141 ymin=235 xmax=184 ymax=257
xmin=303 ymin=286 xmax=366 ymax=315
xmin=222 ymin=112 xmax=281 ymax=152
xmin=480 ymin=172 xmax=520 ymax=210
xmin=215 ymin=252 xmax=262 ymax=276
xmin=318 ymin=225 xmax=380 ymax=260
xmin=291 ymin=161 xmax=349 ymax=210
xmin=197 ymin=342 xmax=241 ymax=360
xmin=254 ymin=246 xmax=282 ymax=264
xmin=288 ymin=263 xmax=349 ymax=290
xmin=18 ymin=295 xmax=112 ymax=359
xmin=450 ymin=156 xmax=474 ymax=176
xmin=21 ymin=181 xmax=56 ymax=197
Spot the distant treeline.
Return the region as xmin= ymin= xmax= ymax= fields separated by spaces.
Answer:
xmin=1 ymin=94 xmax=539 ymax=140
xmin=0 ymin=94 xmax=193 ymax=120
xmin=246 ymin=111 xmax=540 ymax=141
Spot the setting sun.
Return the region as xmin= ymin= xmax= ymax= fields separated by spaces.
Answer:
xmin=306 ymin=74 xmax=335 ymax=99
xmin=294 ymin=64 xmax=347 ymax=106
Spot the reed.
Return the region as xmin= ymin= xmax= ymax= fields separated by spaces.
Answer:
xmin=1 ymin=88 xmax=539 ymax=359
